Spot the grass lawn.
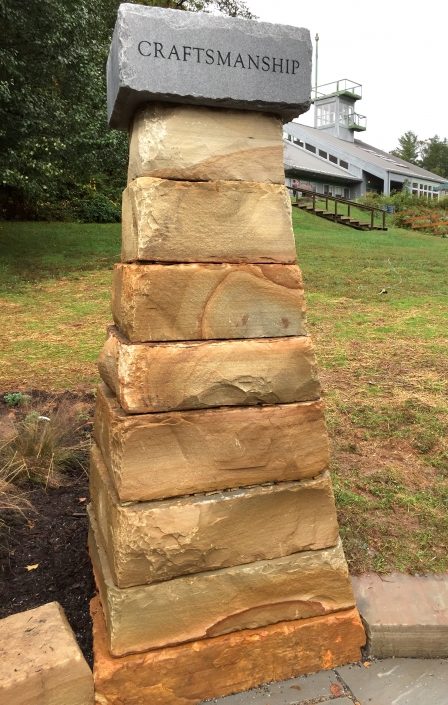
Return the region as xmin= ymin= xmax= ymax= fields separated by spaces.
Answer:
xmin=1 ymin=213 xmax=447 ymax=574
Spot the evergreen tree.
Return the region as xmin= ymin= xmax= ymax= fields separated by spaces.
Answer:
xmin=391 ymin=131 xmax=422 ymax=165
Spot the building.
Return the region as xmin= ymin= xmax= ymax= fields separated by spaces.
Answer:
xmin=284 ymin=80 xmax=446 ymax=199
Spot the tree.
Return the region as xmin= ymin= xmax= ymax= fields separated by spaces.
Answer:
xmin=420 ymin=136 xmax=448 ymax=178
xmin=390 ymin=131 xmax=422 ymax=165
xmin=0 ymin=0 xmax=254 ymax=219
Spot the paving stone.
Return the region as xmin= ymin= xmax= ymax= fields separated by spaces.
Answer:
xmin=337 ymin=658 xmax=448 ymax=705
xmin=112 ymin=262 xmax=306 ymax=342
xmin=107 ymin=4 xmax=312 ymax=129
xmin=93 ymin=384 xmax=330 ymax=502
xmin=128 ymin=104 xmax=285 ymax=184
xmin=202 ymin=670 xmax=349 ymax=704
xmin=0 ymin=602 xmax=93 ymax=705
xmin=352 ymin=572 xmax=448 ymax=657
xmin=98 ymin=328 xmax=320 ymax=414
xmin=121 ymin=177 xmax=296 ymax=264
xmin=89 ymin=513 xmax=355 ymax=656
xmin=91 ymin=597 xmax=365 ymax=705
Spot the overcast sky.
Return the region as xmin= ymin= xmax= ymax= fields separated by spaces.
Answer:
xmin=245 ymin=0 xmax=448 ymax=151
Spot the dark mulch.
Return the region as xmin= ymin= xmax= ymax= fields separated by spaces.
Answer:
xmin=0 ymin=391 xmax=95 ymax=665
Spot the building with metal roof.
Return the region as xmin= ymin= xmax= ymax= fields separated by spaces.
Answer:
xmin=284 ymin=80 xmax=445 ymax=199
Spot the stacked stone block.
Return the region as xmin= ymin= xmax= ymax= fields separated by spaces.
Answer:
xmin=90 ymin=104 xmax=365 ymax=704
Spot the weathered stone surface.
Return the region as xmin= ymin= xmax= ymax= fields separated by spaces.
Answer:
xmin=121 ymin=178 xmax=296 ymax=264
xmin=89 ymin=513 xmax=355 ymax=656
xmin=94 ymin=384 xmax=330 ymax=501
xmin=107 ymin=4 xmax=312 ymax=129
xmin=128 ymin=104 xmax=285 ymax=183
xmin=352 ymin=572 xmax=448 ymax=658
xmin=98 ymin=327 xmax=320 ymax=414
xmin=90 ymin=443 xmax=339 ymax=588
xmin=0 ymin=602 xmax=93 ymax=705
xmin=112 ymin=262 xmax=306 ymax=342
xmin=92 ymin=597 xmax=365 ymax=705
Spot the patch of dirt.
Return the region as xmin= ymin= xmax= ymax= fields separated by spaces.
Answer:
xmin=0 ymin=391 xmax=95 ymax=665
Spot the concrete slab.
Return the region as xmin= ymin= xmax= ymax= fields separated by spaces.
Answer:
xmin=337 ymin=658 xmax=448 ymax=705
xmin=352 ymin=573 xmax=448 ymax=657
xmin=202 ymin=670 xmax=349 ymax=704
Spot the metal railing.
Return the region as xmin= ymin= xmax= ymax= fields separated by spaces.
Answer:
xmin=313 ymin=79 xmax=362 ymax=100
xmin=288 ymin=186 xmax=386 ymax=230
xmin=340 ymin=112 xmax=367 ymax=130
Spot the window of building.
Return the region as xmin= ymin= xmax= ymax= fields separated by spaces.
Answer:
xmin=339 ymin=159 xmax=349 ymax=169
xmin=412 ymin=182 xmax=418 ymax=188
xmin=329 ymin=154 xmax=337 ymax=164
xmin=293 ymin=137 xmax=303 ymax=147
xmin=305 ymin=143 xmax=316 ymax=153
xmin=319 ymin=149 xmax=327 ymax=159
xmin=316 ymin=102 xmax=336 ymax=127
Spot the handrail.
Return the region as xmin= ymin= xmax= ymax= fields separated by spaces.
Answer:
xmin=288 ymin=186 xmax=386 ymax=230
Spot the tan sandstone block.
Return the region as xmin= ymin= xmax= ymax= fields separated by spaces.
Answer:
xmin=98 ymin=328 xmax=320 ymax=414
xmin=121 ymin=178 xmax=296 ymax=263
xmin=90 ymin=443 xmax=339 ymax=588
xmin=0 ymin=602 xmax=93 ymax=705
xmin=89 ymin=513 xmax=355 ymax=656
xmin=112 ymin=262 xmax=307 ymax=342
xmin=92 ymin=597 xmax=365 ymax=705
xmin=93 ymin=384 xmax=330 ymax=502
xmin=128 ymin=104 xmax=285 ymax=184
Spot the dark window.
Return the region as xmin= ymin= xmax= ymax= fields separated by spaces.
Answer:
xmin=305 ymin=143 xmax=316 ymax=153
xmin=319 ymin=149 xmax=327 ymax=158
xmin=339 ymin=160 xmax=349 ymax=169
xmin=329 ymin=154 xmax=337 ymax=164
xmin=293 ymin=137 xmax=303 ymax=147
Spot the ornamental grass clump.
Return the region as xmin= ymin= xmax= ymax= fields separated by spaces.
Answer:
xmin=0 ymin=401 xmax=90 ymax=490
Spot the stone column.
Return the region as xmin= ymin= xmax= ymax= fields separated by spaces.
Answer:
xmin=89 ymin=6 xmax=365 ymax=704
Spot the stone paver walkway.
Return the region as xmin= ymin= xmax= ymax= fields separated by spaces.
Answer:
xmin=204 ymin=659 xmax=448 ymax=705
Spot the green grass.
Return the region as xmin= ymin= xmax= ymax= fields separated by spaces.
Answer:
xmin=0 ymin=213 xmax=447 ymax=573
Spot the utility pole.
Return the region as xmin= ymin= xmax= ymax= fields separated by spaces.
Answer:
xmin=314 ymin=33 xmax=319 ymax=127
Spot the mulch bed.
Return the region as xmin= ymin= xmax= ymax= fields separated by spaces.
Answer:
xmin=0 ymin=391 xmax=95 ymax=665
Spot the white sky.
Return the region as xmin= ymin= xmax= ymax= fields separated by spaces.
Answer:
xmin=245 ymin=0 xmax=448 ymax=151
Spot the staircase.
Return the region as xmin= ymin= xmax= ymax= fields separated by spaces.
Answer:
xmin=289 ymin=187 xmax=387 ymax=232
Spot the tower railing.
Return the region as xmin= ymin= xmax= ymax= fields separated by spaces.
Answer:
xmin=313 ymin=79 xmax=362 ymax=100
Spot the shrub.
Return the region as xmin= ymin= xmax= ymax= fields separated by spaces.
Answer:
xmin=75 ymin=192 xmax=121 ymax=223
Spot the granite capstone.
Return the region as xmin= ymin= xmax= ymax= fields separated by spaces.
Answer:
xmin=107 ymin=4 xmax=312 ymax=129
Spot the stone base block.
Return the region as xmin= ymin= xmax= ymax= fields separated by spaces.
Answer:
xmin=94 ymin=384 xmax=330 ymax=502
xmin=128 ymin=104 xmax=284 ymax=184
xmin=89 ymin=513 xmax=355 ymax=656
xmin=0 ymin=602 xmax=93 ymax=705
xmin=112 ymin=262 xmax=306 ymax=342
xmin=90 ymin=442 xmax=339 ymax=588
xmin=121 ymin=177 xmax=296 ymax=263
xmin=98 ymin=328 xmax=320 ymax=414
xmin=353 ymin=572 xmax=448 ymax=658
xmin=92 ymin=597 xmax=365 ymax=705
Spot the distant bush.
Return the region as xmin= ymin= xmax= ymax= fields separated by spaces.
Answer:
xmin=358 ymin=191 xmax=447 ymax=213
xmin=394 ymin=208 xmax=448 ymax=237
xmin=75 ymin=191 xmax=121 ymax=223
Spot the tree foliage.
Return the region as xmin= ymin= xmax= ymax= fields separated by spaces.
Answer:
xmin=0 ymin=0 xmax=254 ymax=219
xmin=391 ymin=131 xmax=448 ymax=178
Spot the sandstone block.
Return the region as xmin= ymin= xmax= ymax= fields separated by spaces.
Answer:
xmin=94 ymin=384 xmax=330 ymax=501
xmin=98 ymin=328 xmax=320 ymax=414
xmin=112 ymin=262 xmax=306 ymax=342
xmin=90 ymin=443 xmax=339 ymax=588
xmin=92 ymin=597 xmax=365 ymax=705
xmin=89 ymin=513 xmax=355 ymax=656
xmin=121 ymin=178 xmax=296 ymax=264
xmin=128 ymin=104 xmax=285 ymax=183
xmin=0 ymin=602 xmax=93 ymax=705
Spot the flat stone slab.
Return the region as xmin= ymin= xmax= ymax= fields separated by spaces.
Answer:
xmin=94 ymin=384 xmax=330 ymax=502
xmin=98 ymin=328 xmax=320 ymax=414
xmin=0 ymin=602 xmax=93 ymax=705
xmin=90 ymin=512 xmax=355 ymax=656
xmin=90 ymin=442 xmax=339 ymax=588
xmin=338 ymin=658 xmax=448 ymax=705
xmin=353 ymin=572 xmax=448 ymax=657
xmin=107 ymin=4 xmax=312 ymax=129
xmin=91 ymin=596 xmax=365 ymax=705
xmin=112 ymin=263 xmax=306 ymax=342
xmin=128 ymin=105 xmax=285 ymax=184
xmin=203 ymin=671 xmax=351 ymax=704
